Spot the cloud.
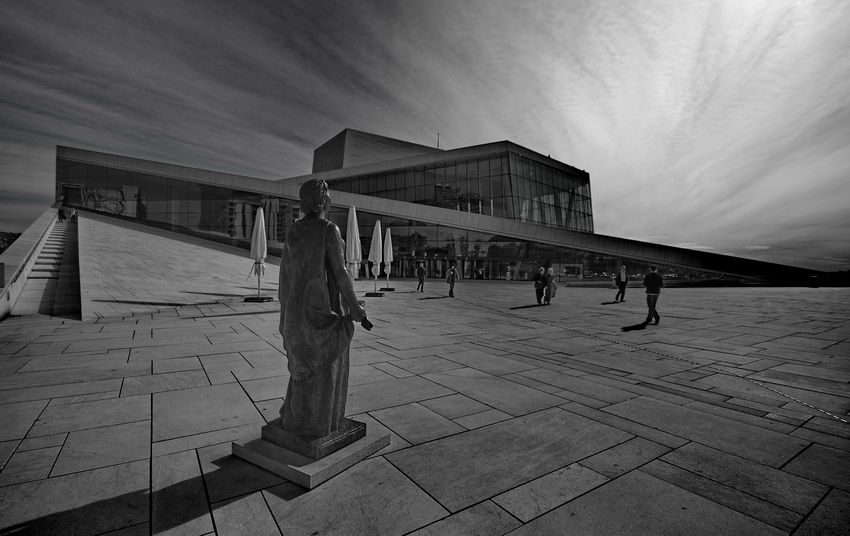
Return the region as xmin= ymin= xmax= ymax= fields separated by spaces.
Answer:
xmin=1 ymin=0 xmax=849 ymax=271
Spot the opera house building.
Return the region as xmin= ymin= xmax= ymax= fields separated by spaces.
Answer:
xmin=53 ymin=128 xmax=815 ymax=283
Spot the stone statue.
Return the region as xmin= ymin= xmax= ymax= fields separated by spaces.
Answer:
xmin=262 ymin=179 xmax=370 ymax=459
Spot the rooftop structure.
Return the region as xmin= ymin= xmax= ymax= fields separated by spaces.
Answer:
xmin=53 ymin=130 xmax=821 ymax=284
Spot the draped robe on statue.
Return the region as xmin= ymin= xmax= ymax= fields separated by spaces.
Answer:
xmin=278 ymin=217 xmax=359 ymax=438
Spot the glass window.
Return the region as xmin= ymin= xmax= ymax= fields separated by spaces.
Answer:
xmin=467 ymin=159 xmax=479 ymax=180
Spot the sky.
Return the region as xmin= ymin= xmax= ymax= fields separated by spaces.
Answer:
xmin=1 ymin=0 xmax=849 ymax=271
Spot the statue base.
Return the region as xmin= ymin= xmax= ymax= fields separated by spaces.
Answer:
xmin=379 ymin=287 xmax=395 ymax=291
xmin=365 ymin=292 xmax=384 ymax=297
xmin=261 ymin=417 xmax=366 ymax=460
xmin=232 ymin=421 xmax=390 ymax=489
xmin=244 ymin=296 xmax=274 ymax=302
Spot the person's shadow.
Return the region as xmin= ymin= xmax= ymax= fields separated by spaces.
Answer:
xmin=420 ymin=296 xmax=450 ymax=300
xmin=621 ymin=322 xmax=648 ymax=332
xmin=509 ymin=304 xmax=543 ymax=310
xmin=600 ymin=300 xmax=620 ymax=305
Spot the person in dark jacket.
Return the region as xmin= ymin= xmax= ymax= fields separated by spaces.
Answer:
xmin=643 ymin=265 xmax=664 ymax=325
xmin=416 ymin=262 xmax=426 ymax=292
xmin=533 ymin=267 xmax=546 ymax=305
xmin=447 ymin=264 xmax=460 ymax=297
xmin=614 ymin=265 xmax=628 ymax=302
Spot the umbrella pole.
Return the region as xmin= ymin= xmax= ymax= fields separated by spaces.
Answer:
xmin=257 ymin=272 xmax=261 ymax=298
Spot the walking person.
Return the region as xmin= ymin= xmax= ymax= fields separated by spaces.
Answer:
xmin=416 ymin=262 xmax=426 ymax=292
xmin=446 ymin=263 xmax=461 ymax=298
xmin=543 ymin=267 xmax=558 ymax=305
xmin=57 ymin=206 xmax=65 ymax=222
xmin=533 ymin=267 xmax=546 ymax=305
xmin=614 ymin=265 xmax=628 ymax=302
xmin=70 ymin=208 xmax=77 ymax=222
xmin=643 ymin=265 xmax=663 ymax=325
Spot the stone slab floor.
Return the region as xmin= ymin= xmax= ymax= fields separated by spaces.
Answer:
xmin=0 ymin=213 xmax=848 ymax=535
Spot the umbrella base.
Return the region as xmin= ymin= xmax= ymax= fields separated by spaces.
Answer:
xmin=244 ymin=296 xmax=274 ymax=302
xmin=365 ymin=292 xmax=384 ymax=297
xmin=379 ymin=288 xmax=395 ymax=291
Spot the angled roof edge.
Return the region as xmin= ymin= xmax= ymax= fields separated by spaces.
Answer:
xmin=55 ymin=145 xmax=818 ymax=279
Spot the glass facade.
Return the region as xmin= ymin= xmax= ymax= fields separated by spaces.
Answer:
xmin=56 ymin=158 xmax=673 ymax=282
xmin=327 ymin=150 xmax=594 ymax=232
xmin=56 ymin=160 xmax=299 ymax=255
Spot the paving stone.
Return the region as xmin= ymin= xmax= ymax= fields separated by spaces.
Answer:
xmin=48 ymin=390 xmax=120 ymax=406
xmin=29 ymin=394 xmax=150 ymax=437
xmin=152 ymin=449 xmax=214 ymax=535
xmin=266 ymin=456 xmax=447 ymax=534
xmin=254 ymin=398 xmax=283 ymax=422
xmin=682 ymin=400 xmax=799 ymax=434
xmin=16 ymin=432 xmax=67 ymax=451
xmin=0 ymin=460 xmax=149 ymax=535
xmin=198 ymin=441 xmax=287 ymax=503
xmin=211 ymin=492 xmax=280 ymax=536
xmin=519 ymin=368 xmax=636 ymax=404
xmin=370 ymin=402 xmax=466 ymax=444
xmin=419 ymin=393 xmax=493 ymax=419
xmin=408 ymin=500 xmax=521 ymax=536
xmin=793 ymin=488 xmax=850 ymax=536
xmin=152 ymin=422 xmax=259 ymax=458
xmin=562 ymin=402 xmax=689 ymax=448
xmin=662 ymin=442 xmax=828 ymax=513
xmin=509 ymin=469 xmax=785 ymax=535
xmin=493 ymin=463 xmax=608 ymax=522
xmin=152 ymin=356 xmax=203 ymax=373
xmin=424 ymin=367 xmax=566 ymax=417
xmin=0 ymin=399 xmax=48 ymax=440
xmin=348 ymin=363 xmax=396 ymax=385
xmin=387 ymin=407 xmax=631 ymax=512
xmin=453 ymin=408 xmax=512 ymax=429
xmin=437 ymin=348 xmax=536 ymax=375
xmin=782 ymin=443 xmax=850 ymax=492
xmin=350 ymin=412 xmax=411 ymax=456
xmin=391 ymin=355 xmax=466 ymax=375
xmin=641 ymin=460 xmax=804 ymax=532
xmin=0 ymin=446 xmax=61 ymax=486
xmin=0 ymin=361 xmax=151 ymax=391
xmin=604 ymin=396 xmax=809 ymax=467
xmin=121 ymin=369 xmax=210 ymax=396
xmin=580 ymin=436 xmax=671 ymax=478
xmin=152 ymin=383 xmax=264 ymax=442
xmin=371 ymin=360 xmax=415 ymax=378
xmin=52 ymin=420 xmax=151 ymax=476
xmin=346 ymin=375 xmax=453 ymax=414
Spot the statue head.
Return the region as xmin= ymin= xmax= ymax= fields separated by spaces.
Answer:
xmin=300 ymin=179 xmax=331 ymax=215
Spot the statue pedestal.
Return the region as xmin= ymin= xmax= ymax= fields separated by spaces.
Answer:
xmin=262 ymin=417 xmax=365 ymax=459
xmin=232 ymin=420 xmax=390 ymax=489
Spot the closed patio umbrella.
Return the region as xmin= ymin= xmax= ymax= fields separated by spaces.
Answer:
xmin=366 ymin=220 xmax=383 ymax=296
xmin=245 ymin=206 xmax=272 ymax=302
xmin=381 ymin=227 xmax=394 ymax=291
xmin=345 ymin=206 xmax=362 ymax=280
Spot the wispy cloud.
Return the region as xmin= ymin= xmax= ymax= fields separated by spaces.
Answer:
xmin=1 ymin=0 xmax=848 ymax=270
